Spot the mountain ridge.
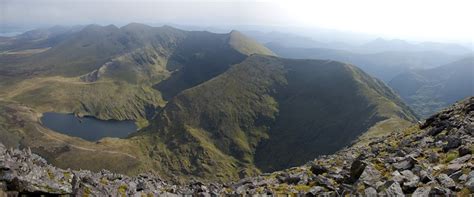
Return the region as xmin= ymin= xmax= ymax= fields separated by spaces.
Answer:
xmin=134 ymin=54 xmax=416 ymax=179
xmin=0 ymin=23 xmax=274 ymax=121
xmin=0 ymin=24 xmax=417 ymax=182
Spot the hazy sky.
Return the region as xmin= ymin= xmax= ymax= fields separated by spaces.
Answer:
xmin=1 ymin=0 xmax=473 ymax=42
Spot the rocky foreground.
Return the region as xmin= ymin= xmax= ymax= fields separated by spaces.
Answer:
xmin=1 ymin=97 xmax=473 ymax=196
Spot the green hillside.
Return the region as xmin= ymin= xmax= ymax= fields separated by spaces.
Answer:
xmin=0 ymin=25 xmax=417 ymax=182
xmin=137 ymin=55 xmax=417 ymax=179
xmin=0 ymin=24 xmax=273 ymax=121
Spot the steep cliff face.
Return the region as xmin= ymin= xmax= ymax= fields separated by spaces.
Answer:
xmin=0 ymin=97 xmax=471 ymax=196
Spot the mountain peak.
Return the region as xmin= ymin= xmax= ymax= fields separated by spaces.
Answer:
xmin=81 ymin=24 xmax=119 ymax=33
xmin=228 ymin=30 xmax=275 ymax=56
xmin=229 ymin=29 xmax=241 ymax=34
xmin=121 ymin=22 xmax=152 ymax=30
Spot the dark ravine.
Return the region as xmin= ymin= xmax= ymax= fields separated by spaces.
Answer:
xmin=1 ymin=97 xmax=472 ymax=196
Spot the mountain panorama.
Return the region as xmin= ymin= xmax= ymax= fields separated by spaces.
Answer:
xmin=0 ymin=23 xmax=472 ymax=196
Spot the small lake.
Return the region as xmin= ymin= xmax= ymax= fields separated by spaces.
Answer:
xmin=40 ymin=112 xmax=137 ymax=141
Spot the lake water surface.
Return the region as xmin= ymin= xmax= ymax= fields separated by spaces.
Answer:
xmin=40 ymin=112 xmax=137 ymax=141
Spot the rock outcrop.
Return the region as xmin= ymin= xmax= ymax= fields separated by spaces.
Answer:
xmin=1 ymin=97 xmax=472 ymax=196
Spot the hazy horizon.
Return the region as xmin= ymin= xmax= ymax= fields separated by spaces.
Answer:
xmin=1 ymin=0 xmax=473 ymax=44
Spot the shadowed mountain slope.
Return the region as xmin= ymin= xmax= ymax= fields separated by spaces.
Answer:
xmin=137 ymin=55 xmax=417 ymax=178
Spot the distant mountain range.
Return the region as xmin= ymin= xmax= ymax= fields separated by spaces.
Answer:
xmin=389 ymin=57 xmax=474 ymax=118
xmin=267 ymin=43 xmax=466 ymax=82
xmin=358 ymin=38 xmax=472 ymax=55
xmin=243 ymin=31 xmax=352 ymax=50
xmin=0 ymin=23 xmax=416 ymax=181
xmin=246 ymin=31 xmax=472 ymax=55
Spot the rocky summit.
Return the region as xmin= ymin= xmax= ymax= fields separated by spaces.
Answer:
xmin=1 ymin=97 xmax=473 ymax=196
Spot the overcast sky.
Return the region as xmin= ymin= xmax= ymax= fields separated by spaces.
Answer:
xmin=1 ymin=0 xmax=473 ymax=42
